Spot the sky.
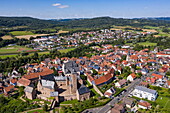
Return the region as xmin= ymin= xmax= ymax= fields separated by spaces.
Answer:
xmin=0 ymin=0 xmax=170 ymax=19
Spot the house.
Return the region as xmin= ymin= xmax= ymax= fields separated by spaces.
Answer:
xmin=123 ymin=98 xmax=135 ymax=108
xmin=104 ymin=87 xmax=116 ymax=98
xmin=151 ymin=73 xmax=163 ymax=81
xmin=24 ymin=86 xmax=36 ymax=100
xmin=10 ymin=78 xmax=17 ymax=86
xmin=3 ymin=85 xmax=17 ymax=95
xmin=115 ymin=79 xmax=127 ymax=88
xmin=138 ymin=100 xmax=152 ymax=109
xmin=76 ymin=85 xmax=90 ymax=101
xmin=127 ymin=73 xmax=137 ymax=82
xmin=166 ymin=80 xmax=170 ymax=88
xmin=111 ymin=104 xmax=125 ymax=113
xmin=131 ymin=86 xmax=158 ymax=101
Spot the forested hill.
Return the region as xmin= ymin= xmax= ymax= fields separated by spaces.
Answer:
xmin=0 ymin=16 xmax=57 ymax=28
xmin=1 ymin=16 xmax=170 ymax=30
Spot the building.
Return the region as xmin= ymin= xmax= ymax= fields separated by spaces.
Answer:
xmin=37 ymin=78 xmax=58 ymax=100
xmin=76 ymin=85 xmax=90 ymax=101
xmin=131 ymin=86 xmax=158 ymax=101
xmin=24 ymin=86 xmax=36 ymax=100
xmin=115 ymin=79 xmax=127 ymax=88
xmin=111 ymin=104 xmax=125 ymax=113
xmin=127 ymin=73 xmax=137 ymax=82
xmin=138 ymin=100 xmax=152 ymax=109
xmin=123 ymin=98 xmax=135 ymax=108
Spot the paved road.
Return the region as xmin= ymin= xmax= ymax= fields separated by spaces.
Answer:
xmin=83 ymin=71 xmax=156 ymax=113
xmin=96 ymin=71 xmax=155 ymax=113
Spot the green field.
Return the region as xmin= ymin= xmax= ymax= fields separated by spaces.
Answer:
xmin=58 ymin=48 xmax=75 ymax=53
xmin=126 ymin=42 xmax=157 ymax=46
xmin=10 ymin=31 xmax=35 ymax=36
xmin=0 ymin=46 xmax=33 ymax=54
xmin=156 ymin=96 xmax=170 ymax=109
xmin=137 ymin=42 xmax=157 ymax=46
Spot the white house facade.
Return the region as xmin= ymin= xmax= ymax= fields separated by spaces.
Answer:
xmin=131 ymin=86 xmax=158 ymax=101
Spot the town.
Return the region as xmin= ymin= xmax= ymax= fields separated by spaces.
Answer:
xmin=0 ymin=27 xmax=170 ymax=113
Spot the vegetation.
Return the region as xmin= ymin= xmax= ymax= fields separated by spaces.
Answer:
xmin=0 ymin=95 xmax=39 ymax=113
xmin=10 ymin=31 xmax=35 ymax=36
xmin=60 ymin=97 xmax=111 ymax=113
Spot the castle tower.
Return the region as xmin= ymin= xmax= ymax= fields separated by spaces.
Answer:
xmin=126 ymin=50 xmax=130 ymax=61
xmin=71 ymin=73 xmax=77 ymax=93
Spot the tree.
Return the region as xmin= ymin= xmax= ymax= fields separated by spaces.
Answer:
xmin=43 ymin=104 xmax=48 ymax=112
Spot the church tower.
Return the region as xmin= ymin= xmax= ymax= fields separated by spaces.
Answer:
xmin=126 ymin=50 xmax=130 ymax=61
xmin=71 ymin=73 xmax=77 ymax=93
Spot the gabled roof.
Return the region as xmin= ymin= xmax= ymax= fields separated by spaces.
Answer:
xmin=129 ymin=73 xmax=137 ymax=79
xmin=135 ymin=86 xmax=157 ymax=94
xmin=78 ymin=85 xmax=90 ymax=95
xmin=138 ymin=101 xmax=151 ymax=107
xmin=17 ymin=77 xmax=31 ymax=86
xmin=151 ymin=73 xmax=163 ymax=79
xmin=41 ymin=79 xmax=55 ymax=89
xmin=94 ymin=73 xmax=113 ymax=85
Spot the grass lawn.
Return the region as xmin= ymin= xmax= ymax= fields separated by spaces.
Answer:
xmin=58 ymin=48 xmax=75 ymax=53
xmin=10 ymin=31 xmax=35 ymax=36
xmin=60 ymin=99 xmax=78 ymax=104
xmin=156 ymin=96 xmax=170 ymax=109
xmin=0 ymin=46 xmax=33 ymax=54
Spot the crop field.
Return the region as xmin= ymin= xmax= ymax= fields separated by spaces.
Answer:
xmin=0 ymin=46 xmax=33 ymax=54
xmin=1 ymin=35 xmax=13 ymax=40
xmin=137 ymin=42 xmax=157 ymax=46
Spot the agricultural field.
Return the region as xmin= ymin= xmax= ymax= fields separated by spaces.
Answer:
xmin=0 ymin=46 xmax=33 ymax=54
xmin=1 ymin=35 xmax=13 ymax=40
xmin=10 ymin=31 xmax=35 ymax=36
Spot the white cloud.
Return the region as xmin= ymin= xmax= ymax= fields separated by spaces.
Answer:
xmin=52 ymin=3 xmax=61 ymax=6
xmin=58 ymin=5 xmax=69 ymax=9
xmin=52 ymin=3 xmax=69 ymax=8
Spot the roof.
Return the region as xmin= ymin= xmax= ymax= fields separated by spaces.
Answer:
xmin=78 ymin=85 xmax=90 ymax=95
xmin=123 ymin=98 xmax=135 ymax=105
xmin=129 ymin=73 xmax=137 ymax=79
xmin=17 ymin=77 xmax=31 ymax=86
xmin=138 ymin=101 xmax=151 ymax=107
xmin=10 ymin=78 xmax=17 ymax=84
xmin=151 ymin=73 xmax=163 ymax=79
xmin=50 ymin=91 xmax=58 ymax=97
xmin=23 ymin=67 xmax=54 ymax=80
xmin=4 ymin=85 xmax=16 ymax=94
xmin=24 ymin=86 xmax=34 ymax=93
xmin=118 ymin=79 xmax=127 ymax=86
xmin=135 ymin=86 xmax=157 ymax=94
xmin=41 ymin=79 xmax=55 ymax=89
xmin=94 ymin=73 xmax=113 ymax=85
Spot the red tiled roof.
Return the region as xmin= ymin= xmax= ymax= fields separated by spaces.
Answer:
xmin=10 ymin=78 xmax=17 ymax=84
xmin=17 ymin=77 xmax=31 ymax=86
xmin=138 ymin=101 xmax=151 ymax=107
xmin=94 ymin=73 xmax=113 ymax=85
xmin=129 ymin=73 xmax=136 ymax=79
xmin=23 ymin=67 xmax=54 ymax=80
xmin=151 ymin=73 xmax=163 ymax=79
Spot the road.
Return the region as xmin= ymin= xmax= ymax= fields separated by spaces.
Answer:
xmin=84 ymin=71 xmax=156 ymax=113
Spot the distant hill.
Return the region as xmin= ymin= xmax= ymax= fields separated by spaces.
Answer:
xmin=148 ymin=17 xmax=170 ymax=21
xmin=0 ymin=16 xmax=170 ymax=32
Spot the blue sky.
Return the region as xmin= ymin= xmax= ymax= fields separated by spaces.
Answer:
xmin=0 ymin=0 xmax=170 ymax=19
